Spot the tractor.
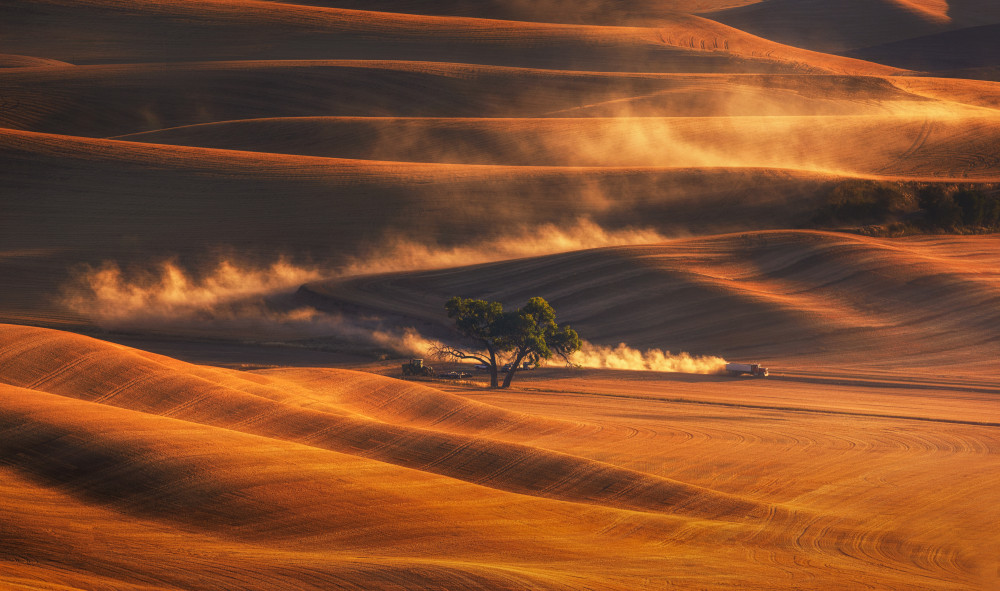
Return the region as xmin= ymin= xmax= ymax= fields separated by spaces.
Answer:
xmin=401 ymin=358 xmax=435 ymax=377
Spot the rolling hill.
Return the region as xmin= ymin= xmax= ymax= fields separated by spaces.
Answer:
xmin=2 ymin=323 xmax=997 ymax=590
xmin=704 ymin=0 xmax=1000 ymax=53
xmin=298 ymin=230 xmax=1000 ymax=370
xmin=848 ymin=23 xmax=1000 ymax=72
xmin=0 ymin=0 xmax=892 ymax=73
xmin=114 ymin=112 xmax=1000 ymax=176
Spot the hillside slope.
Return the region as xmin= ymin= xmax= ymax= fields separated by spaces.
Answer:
xmin=301 ymin=231 xmax=1000 ymax=370
xmin=0 ymin=63 xmax=921 ymax=138
xmin=2 ymin=323 xmax=996 ymax=590
xmin=848 ymin=24 xmax=1000 ymax=72
xmin=258 ymin=0 xmax=762 ymax=25
xmin=2 ymin=0 xmax=996 ymax=334
xmin=115 ymin=112 xmax=1000 ymax=178
xmin=0 ymin=0 xmax=893 ymax=74
xmin=705 ymin=0 xmax=1000 ymax=53
xmin=0 ymin=126 xmax=853 ymax=326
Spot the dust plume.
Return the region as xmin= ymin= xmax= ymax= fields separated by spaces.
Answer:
xmin=62 ymin=258 xmax=322 ymax=330
xmin=60 ymin=219 xmax=672 ymax=353
xmin=371 ymin=327 xmax=444 ymax=358
xmin=61 ymin=256 xmax=725 ymax=372
xmin=340 ymin=218 xmax=667 ymax=275
xmin=60 ymin=258 xmax=445 ymax=355
xmin=63 ymin=218 xmax=666 ymax=328
xmin=278 ymin=310 xmax=444 ymax=357
xmin=567 ymin=341 xmax=726 ymax=374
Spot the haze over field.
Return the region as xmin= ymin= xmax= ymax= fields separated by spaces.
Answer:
xmin=2 ymin=1 xmax=999 ymax=590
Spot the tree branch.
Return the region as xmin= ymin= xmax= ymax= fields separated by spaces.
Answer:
xmin=431 ymin=344 xmax=490 ymax=367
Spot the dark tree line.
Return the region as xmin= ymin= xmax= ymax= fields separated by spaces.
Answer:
xmin=810 ymin=180 xmax=1000 ymax=232
xmin=918 ymin=186 xmax=1000 ymax=230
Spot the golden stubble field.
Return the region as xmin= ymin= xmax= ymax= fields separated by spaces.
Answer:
xmin=1 ymin=323 xmax=998 ymax=590
xmin=2 ymin=1 xmax=1000 ymax=589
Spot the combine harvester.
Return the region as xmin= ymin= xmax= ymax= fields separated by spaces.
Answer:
xmin=725 ymin=362 xmax=769 ymax=377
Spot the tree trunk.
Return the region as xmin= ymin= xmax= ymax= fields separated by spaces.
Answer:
xmin=488 ymin=349 xmax=499 ymax=388
xmin=500 ymin=348 xmax=529 ymax=388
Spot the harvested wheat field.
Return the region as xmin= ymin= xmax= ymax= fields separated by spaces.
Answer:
xmin=2 ymin=323 xmax=998 ymax=590
xmin=2 ymin=1 xmax=999 ymax=590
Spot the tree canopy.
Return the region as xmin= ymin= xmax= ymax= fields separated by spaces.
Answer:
xmin=438 ymin=296 xmax=581 ymax=388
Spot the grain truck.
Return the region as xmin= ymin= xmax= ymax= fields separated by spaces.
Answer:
xmin=725 ymin=362 xmax=769 ymax=377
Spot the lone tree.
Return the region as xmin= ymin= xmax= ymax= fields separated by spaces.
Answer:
xmin=437 ymin=296 xmax=581 ymax=388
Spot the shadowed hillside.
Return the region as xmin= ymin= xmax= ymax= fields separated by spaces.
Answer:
xmin=116 ymin=113 xmax=1000 ymax=178
xmin=300 ymin=231 xmax=1000 ymax=369
xmin=1 ymin=127 xmax=859 ymax=325
xmin=705 ymin=0 xmax=949 ymax=52
xmin=3 ymin=0 xmax=998 ymax=333
xmin=261 ymin=0 xmax=761 ymax=25
xmin=705 ymin=0 xmax=1000 ymax=53
xmin=848 ymin=24 xmax=1000 ymax=72
xmin=0 ymin=0 xmax=892 ymax=73
xmin=0 ymin=64 xmax=922 ymax=138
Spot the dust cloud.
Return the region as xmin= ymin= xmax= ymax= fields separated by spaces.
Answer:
xmin=61 ymin=257 xmax=725 ymax=372
xmin=568 ymin=341 xmax=727 ymax=374
xmin=371 ymin=327 xmax=444 ymax=357
xmin=340 ymin=218 xmax=667 ymax=275
xmin=58 ymin=218 xmax=663 ymax=358
xmin=59 ymin=257 xmax=443 ymax=354
xmin=532 ymin=108 xmax=984 ymax=176
xmin=61 ymin=219 xmax=725 ymax=370
xmin=62 ymin=258 xmax=322 ymax=330
xmin=62 ymin=217 xmax=667 ymax=331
